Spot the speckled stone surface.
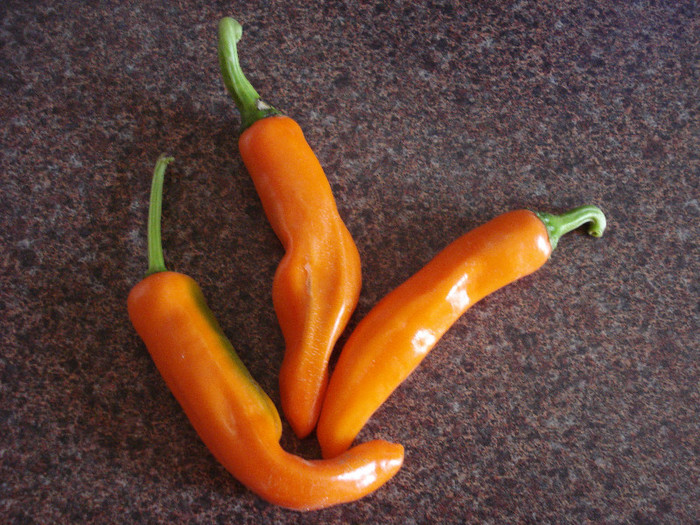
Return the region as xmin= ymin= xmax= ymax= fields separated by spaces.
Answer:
xmin=1 ymin=1 xmax=698 ymax=523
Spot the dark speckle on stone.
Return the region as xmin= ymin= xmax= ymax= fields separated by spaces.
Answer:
xmin=332 ymin=73 xmax=352 ymax=89
xmin=17 ymin=249 xmax=37 ymax=268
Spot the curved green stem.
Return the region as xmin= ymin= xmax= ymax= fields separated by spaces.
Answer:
xmin=146 ymin=156 xmax=174 ymax=276
xmin=535 ymin=205 xmax=606 ymax=251
xmin=218 ymin=17 xmax=280 ymax=131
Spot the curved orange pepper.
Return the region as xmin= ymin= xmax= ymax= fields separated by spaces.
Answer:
xmin=317 ymin=207 xmax=606 ymax=458
xmin=218 ymin=18 xmax=362 ymax=439
xmin=128 ymin=157 xmax=402 ymax=510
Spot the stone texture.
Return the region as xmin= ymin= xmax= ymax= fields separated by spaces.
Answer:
xmin=1 ymin=1 xmax=698 ymax=523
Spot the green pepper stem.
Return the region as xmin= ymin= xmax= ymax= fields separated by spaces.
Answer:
xmin=146 ymin=156 xmax=174 ymax=276
xmin=535 ymin=205 xmax=607 ymax=251
xmin=218 ymin=17 xmax=280 ymax=131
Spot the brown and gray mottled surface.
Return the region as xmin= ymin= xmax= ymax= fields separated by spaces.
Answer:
xmin=1 ymin=1 xmax=698 ymax=523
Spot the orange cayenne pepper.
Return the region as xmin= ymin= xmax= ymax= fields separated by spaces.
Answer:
xmin=127 ymin=157 xmax=403 ymax=511
xmin=317 ymin=206 xmax=606 ymax=458
xmin=218 ymin=17 xmax=362 ymax=439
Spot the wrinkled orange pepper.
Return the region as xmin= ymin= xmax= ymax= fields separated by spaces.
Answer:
xmin=218 ymin=17 xmax=362 ymax=439
xmin=127 ymin=157 xmax=403 ymax=511
xmin=317 ymin=206 xmax=606 ymax=458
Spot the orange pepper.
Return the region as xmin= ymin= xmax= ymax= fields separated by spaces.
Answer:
xmin=317 ymin=206 xmax=606 ymax=458
xmin=127 ymin=157 xmax=403 ymax=510
xmin=218 ymin=17 xmax=362 ymax=439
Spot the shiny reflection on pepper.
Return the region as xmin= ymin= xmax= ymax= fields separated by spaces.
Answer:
xmin=411 ymin=328 xmax=438 ymax=356
xmin=446 ymin=273 xmax=471 ymax=312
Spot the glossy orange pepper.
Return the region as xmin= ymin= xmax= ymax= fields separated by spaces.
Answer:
xmin=317 ymin=206 xmax=606 ymax=458
xmin=127 ymin=157 xmax=403 ymax=511
xmin=218 ymin=17 xmax=362 ymax=439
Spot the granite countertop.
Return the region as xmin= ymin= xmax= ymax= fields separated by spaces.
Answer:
xmin=1 ymin=1 xmax=698 ymax=523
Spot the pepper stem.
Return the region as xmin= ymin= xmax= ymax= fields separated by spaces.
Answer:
xmin=218 ymin=17 xmax=280 ymax=131
xmin=146 ymin=156 xmax=174 ymax=276
xmin=535 ymin=205 xmax=607 ymax=251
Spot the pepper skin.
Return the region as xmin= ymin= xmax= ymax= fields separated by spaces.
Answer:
xmin=218 ymin=18 xmax=362 ymax=439
xmin=317 ymin=206 xmax=606 ymax=458
xmin=127 ymin=157 xmax=403 ymax=511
